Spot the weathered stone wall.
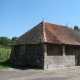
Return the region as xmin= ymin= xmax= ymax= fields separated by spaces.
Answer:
xmin=44 ymin=56 xmax=75 ymax=70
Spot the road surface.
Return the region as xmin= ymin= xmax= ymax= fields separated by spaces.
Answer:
xmin=0 ymin=66 xmax=80 ymax=80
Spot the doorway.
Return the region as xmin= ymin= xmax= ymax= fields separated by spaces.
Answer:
xmin=74 ymin=48 xmax=80 ymax=66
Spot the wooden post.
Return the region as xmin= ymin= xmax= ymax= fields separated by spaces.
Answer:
xmin=43 ymin=44 xmax=47 ymax=70
xmin=62 ymin=45 xmax=65 ymax=56
xmin=24 ymin=45 xmax=26 ymax=54
xmin=43 ymin=44 xmax=47 ymax=56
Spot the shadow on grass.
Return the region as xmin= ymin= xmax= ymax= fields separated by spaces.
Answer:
xmin=0 ymin=59 xmax=43 ymax=70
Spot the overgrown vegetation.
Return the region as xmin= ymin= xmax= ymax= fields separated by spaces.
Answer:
xmin=0 ymin=46 xmax=11 ymax=60
xmin=0 ymin=45 xmax=11 ymax=69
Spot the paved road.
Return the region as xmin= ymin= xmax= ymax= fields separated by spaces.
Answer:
xmin=0 ymin=66 xmax=80 ymax=80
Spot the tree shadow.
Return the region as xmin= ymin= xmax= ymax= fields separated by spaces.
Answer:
xmin=0 ymin=59 xmax=11 ymax=67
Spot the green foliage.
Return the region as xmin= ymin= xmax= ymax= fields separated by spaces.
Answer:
xmin=0 ymin=36 xmax=18 ymax=46
xmin=0 ymin=46 xmax=11 ymax=69
xmin=11 ymin=37 xmax=18 ymax=41
xmin=0 ymin=46 xmax=11 ymax=60
xmin=74 ymin=26 xmax=80 ymax=32
xmin=0 ymin=37 xmax=11 ymax=46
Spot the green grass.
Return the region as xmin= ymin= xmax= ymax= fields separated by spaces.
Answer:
xmin=0 ymin=59 xmax=11 ymax=69
xmin=0 ymin=46 xmax=11 ymax=60
xmin=35 ymin=68 xmax=43 ymax=70
xmin=0 ymin=46 xmax=11 ymax=54
xmin=0 ymin=45 xmax=11 ymax=69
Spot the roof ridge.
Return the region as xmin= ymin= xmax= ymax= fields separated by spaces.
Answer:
xmin=43 ymin=21 xmax=70 ymax=27
xmin=42 ymin=21 xmax=47 ymax=42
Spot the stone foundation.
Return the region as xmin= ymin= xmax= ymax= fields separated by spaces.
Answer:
xmin=44 ymin=56 xmax=75 ymax=70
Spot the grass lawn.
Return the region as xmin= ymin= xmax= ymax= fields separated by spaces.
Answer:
xmin=0 ymin=60 xmax=11 ymax=69
xmin=0 ymin=46 xmax=11 ymax=54
xmin=0 ymin=45 xmax=11 ymax=69
xmin=0 ymin=46 xmax=11 ymax=60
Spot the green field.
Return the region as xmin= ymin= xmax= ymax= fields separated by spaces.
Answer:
xmin=0 ymin=47 xmax=11 ymax=54
xmin=0 ymin=46 xmax=11 ymax=60
xmin=0 ymin=45 xmax=11 ymax=69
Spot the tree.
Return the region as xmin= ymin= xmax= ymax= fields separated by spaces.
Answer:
xmin=11 ymin=37 xmax=18 ymax=41
xmin=74 ymin=26 xmax=80 ymax=32
xmin=0 ymin=37 xmax=11 ymax=46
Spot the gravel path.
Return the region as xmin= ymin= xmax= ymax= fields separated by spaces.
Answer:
xmin=0 ymin=66 xmax=80 ymax=80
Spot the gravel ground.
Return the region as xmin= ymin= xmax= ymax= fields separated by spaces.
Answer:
xmin=0 ymin=66 xmax=80 ymax=80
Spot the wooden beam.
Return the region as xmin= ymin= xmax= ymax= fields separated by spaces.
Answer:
xmin=62 ymin=45 xmax=65 ymax=56
xmin=43 ymin=44 xmax=47 ymax=56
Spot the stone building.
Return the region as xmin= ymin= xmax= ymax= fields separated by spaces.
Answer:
xmin=10 ymin=21 xmax=80 ymax=70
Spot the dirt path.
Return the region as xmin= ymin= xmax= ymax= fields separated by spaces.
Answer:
xmin=0 ymin=66 xmax=80 ymax=80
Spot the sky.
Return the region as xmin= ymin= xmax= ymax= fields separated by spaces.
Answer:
xmin=0 ymin=0 xmax=80 ymax=39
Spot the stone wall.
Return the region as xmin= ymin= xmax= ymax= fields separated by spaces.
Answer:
xmin=44 ymin=56 xmax=75 ymax=70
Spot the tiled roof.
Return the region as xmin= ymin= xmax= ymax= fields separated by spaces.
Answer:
xmin=11 ymin=21 xmax=80 ymax=45
xmin=44 ymin=22 xmax=80 ymax=45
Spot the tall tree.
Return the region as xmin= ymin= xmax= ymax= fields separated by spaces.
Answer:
xmin=0 ymin=37 xmax=11 ymax=46
xmin=74 ymin=26 xmax=80 ymax=32
xmin=11 ymin=37 xmax=18 ymax=41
